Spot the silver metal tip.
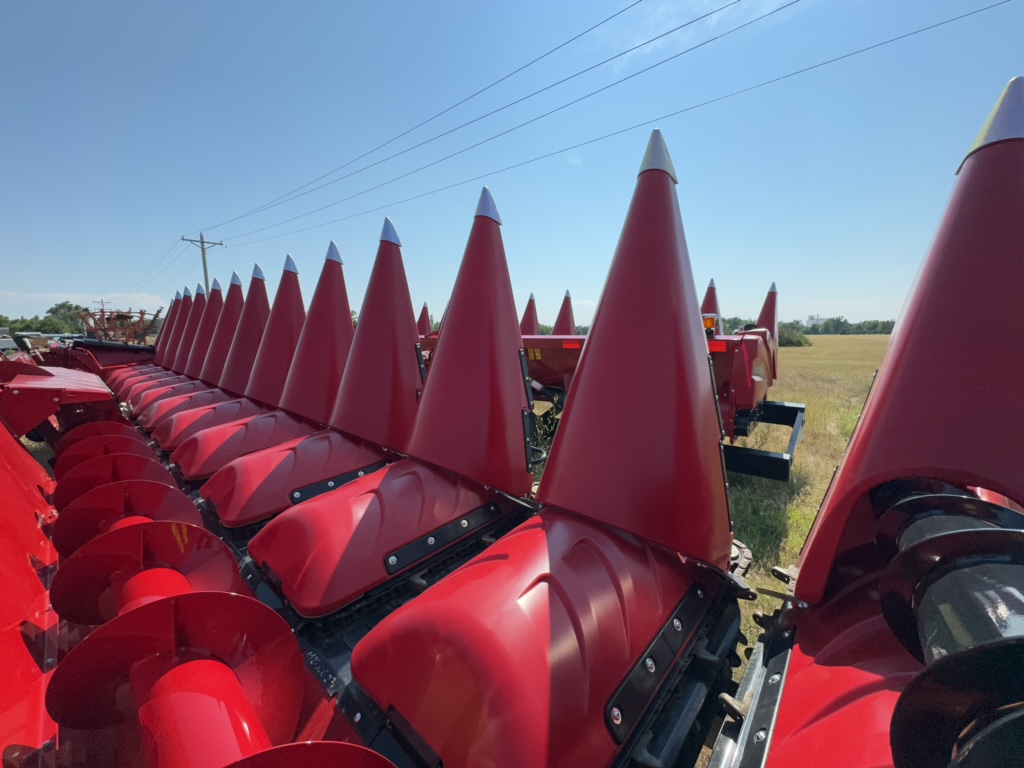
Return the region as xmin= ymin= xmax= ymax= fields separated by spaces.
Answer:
xmin=182 ymin=286 xmax=192 ymax=297
xmin=230 ymin=271 xmax=243 ymax=286
xmin=475 ymin=186 xmax=502 ymax=225
xmin=252 ymin=263 xmax=266 ymax=281
xmin=174 ymin=290 xmax=182 ymax=301
xmin=380 ymin=217 xmax=402 ymax=246
xmin=529 ymin=292 xmax=535 ymax=301
xmin=326 ymin=241 xmax=343 ymax=264
xmin=564 ymin=289 xmax=571 ymax=299
xmin=283 ymin=254 xmax=298 ymax=274
xmin=769 ymin=282 xmax=777 ymax=294
xmin=708 ymin=278 xmax=716 ymax=289
xmin=195 ymin=282 xmax=206 ymax=295
xmin=212 ymin=278 xmax=222 ymax=292
xmin=638 ymin=128 xmax=678 ymax=183
xmin=959 ymin=76 xmax=1024 ymax=173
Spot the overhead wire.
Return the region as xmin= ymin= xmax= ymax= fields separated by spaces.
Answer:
xmin=222 ymin=0 xmax=792 ymax=241
xmin=225 ymin=0 xmax=1012 ymax=249
xmin=112 ymin=238 xmax=189 ymax=299
xmin=191 ymin=0 xmax=647 ymax=233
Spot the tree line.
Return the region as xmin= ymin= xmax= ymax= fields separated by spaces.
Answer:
xmin=0 ymin=302 xmax=87 ymax=335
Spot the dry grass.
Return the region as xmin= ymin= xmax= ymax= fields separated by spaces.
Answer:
xmin=729 ymin=335 xmax=890 ymax=643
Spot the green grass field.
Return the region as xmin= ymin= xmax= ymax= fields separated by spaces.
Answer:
xmin=729 ymin=335 xmax=890 ymax=641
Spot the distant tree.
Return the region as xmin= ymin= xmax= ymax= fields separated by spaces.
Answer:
xmin=537 ymin=324 xmax=553 ymax=335
xmin=778 ymin=320 xmax=811 ymax=347
xmin=574 ymin=324 xmax=590 ymax=335
xmin=45 ymin=301 xmax=88 ymax=333
xmin=351 ymin=310 xmax=358 ymax=329
xmin=721 ymin=316 xmax=754 ymax=333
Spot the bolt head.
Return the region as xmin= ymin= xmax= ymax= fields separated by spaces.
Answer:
xmin=353 ymin=712 xmax=362 ymax=723
xmin=645 ymin=658 xmax=656 ymax=674
xmin=388 ymin=555 xmax=398 ymax=566
xmin=358 ymin=470 xmax=365 ymax=477
xmin=460 ymin=519 xmax=469 ymax=528
xmin=782 ymin=629 xmax=792 ymax=638
xmin=797 ymin=601 xmax=808 ymax=609
xmin=673 ymin=618 xmax=683 ymax=632
xmin=327 ymin=480 xmax=335 ymax=488
xmin=697 ymin=587 xmax=705 ymax=599
xmin=754 ymin=729 xmax=767 ymax=743
xmin=292 ymin=491 xmax=301 ymax=499
xmin=611 ymin=707 xmax=622 ymax=725
xmin=427 ymin=536 xmax=435 ymax=545
xmin=768 ymin=673 xmax=781 ymax=684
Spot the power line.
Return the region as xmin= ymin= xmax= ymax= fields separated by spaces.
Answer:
xmin=152 ymin=255 xmax=203 ymax=297
xmin=124 ymin=241 xmax=194 ymax=296
xmin=191 ymin=0 xmax=647 ymax=233
xmin=222 ymin=0 xmax=793 ymax=241
xmin=112 ymin=238 xmax=187 ymax=299
xmin=225 ymin=0 xmax=1012 ymax=249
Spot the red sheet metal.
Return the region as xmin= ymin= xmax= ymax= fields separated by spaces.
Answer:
xmin=52 ymin=479 xmax=202 ymax=558
xmin=198 ymin=274 xmax=246 ymax=385
xmin=153 ymin=289 xmax=192 ymax=368
xmin=0 ymin=425 xmax=58 ymax=756
xmin=218 ymin=267 xmax=272 ymax=397
xmin=405 ymin=189 xmax=533 ymax=498
xmin=125 ymin=371 xmax=192 ymax=407
xmin=701 ymin=279 xmax=725 ymax=335
xmin=181 ymin=282 xmax=224 ymax=377
xmin=353 ymin=511 xmax=714 ymax=767
xmin=171 ymin=409 xmax=319 ymax=481
xmin=248 ymin=459 xmax=490 ymax=617
xmin=552 ymin=289 xmax=576 ymax=335
xmin=202 ymin=429 xmax=387 ymax=527
xmin=536 ymin=131 xmax=732 ymax=568
xmin=764 ymin=576 xmax=921 ymax=768
xmin=796 ymin=102 xmax=1024 ymax=603
xmin=0 ymin=361 xmax=119 ymax=438
xmin=46 ymin=593 xmax=305 ymax=759
xmin=130 ymin=376 xmax=213 ymax=413
xmin=50 ymin=521 xmax=247 ymax=624
xmin=278 ymin=242 xmax=353 ymax=425
xmin=328 ymin=220 xmax=421 ymax=452
xmin=519 ymin=292 xmax=540 ymax=335
xmin=53 ymin=453 xmax=175 ymax=511
xmin=137 ymin=385 xmax=235 ymax=432
xmin=53 ymin=434 xmax=155 ymax=480
xmin=55 ymin=420 xmax=145 ymax=457
xmin=755 ymin=284 xmax=779 ymax=382
xmin=170 ymin=285 xmax=208 ymax=373
xmin=153 ymin=396 xmax=267 ymax=451
xmin=244 ymin=260 xmax=306 ymax=409
xmin=417 ymin=301 xmax=432 ymax=337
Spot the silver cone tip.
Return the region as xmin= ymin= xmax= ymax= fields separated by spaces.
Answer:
xmin=230 ymin=271 xmax=243 ymax=286
xmin=326 ymin=241 xmax=343 ymax=264
xmin=380 ymin=216 xmax=402 ymax=246
xmin=283 ymin=254 xmax=298 ymax=274
xmin=475 ymin=186 xmax=502 ymax=225
xmin=182 ymin=286 xmax=192 ymax=298
xmin=529 ymin=292 xmax=536 ymax=301
xmin=564 ymin=289 xmax=571 ymax=299
xmin=708 ymin=278 xmax=716 ymax=289
xmin=638 ymin=128 xmax=678 ymax=183
xmin=174 ymin=290 xmax=183 ymax=301
xmin=195 ymin=282 xmax=206 ymax=295
xmin=252 ymin=263 xmax=266 ymax=281
xmin=422 ymin=301 xmax=429 ymax=310
xmin=211 ymin=278 xmax=222 ymax=292
xmin=769 ymin=282 xmax=777 ymax=294
xmin=959 ymin=76 xmax=1024 ymax=173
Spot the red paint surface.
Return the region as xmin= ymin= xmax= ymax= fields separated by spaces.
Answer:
xmin=249 ymin=459 xmax=491 ymax=617
xmin=218 ymin=273 xmax=271 ymax=397
xmin=199 ymin=278 xmax=246 ymax=385
xmin=53 ymin=434 xmax=155 ymax=480
xmin=244 ymin=267 xmax=305 ymax=409
xmin=53 ymin=453 xmax=176 ymax=511
xmin=353 ymin=511 xmax=713 ymax=767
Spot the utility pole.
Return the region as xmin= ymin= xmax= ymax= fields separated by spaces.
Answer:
xmin=181 ymin=233 xmax=224 ymax=294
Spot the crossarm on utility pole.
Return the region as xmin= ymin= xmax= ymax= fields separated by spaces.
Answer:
xmin=181 ymin=233 xmax=224 ymax=294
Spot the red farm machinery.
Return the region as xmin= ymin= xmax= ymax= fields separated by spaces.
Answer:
xmin=0 ymin=76 xmax=1022 ymax=768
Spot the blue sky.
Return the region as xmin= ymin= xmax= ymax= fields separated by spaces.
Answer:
xmin=1 ymin=0 xmax=1019 ymax=326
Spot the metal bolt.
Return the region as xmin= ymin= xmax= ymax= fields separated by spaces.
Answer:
xmin=460 ymin=519 xmax=468 ymax=528
xmin=45 ymin=657 xmax=56 ymax=666
xmin=388 ymin=555 xmax=398 ymax=566
xmin=797 ymin=601 xmax=808 ymax=609
xmin=673 ymin=618 xmax=683 ymax=632
xmin=754 ymin=729 xmax=767 ymax=743
xmin=782 ymin=629 xmax=792 ymax=638
xmin=12 ymin=389 xmax=18 ymax=395
xmin=611 ymin=707 xmax=622 ymax=725
xmin=293 ymin=491 xmax=301 ymax=499
xmin=697 ymin=587 xmax=705 ymax=599
xmin=768 ymin=673 xmax=781 ymax=685
xmin=353 ymin=713 xmax=362 ymax=723
xmin=53 ymin=397 xmax=60 ymax=402
xmin=645 ymin=658 xmax=656 ymax=674
xmin=327 ymin=480 xmax=335 ymax=488
xmin=427 ymin=536 xmax=435 ymax=545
